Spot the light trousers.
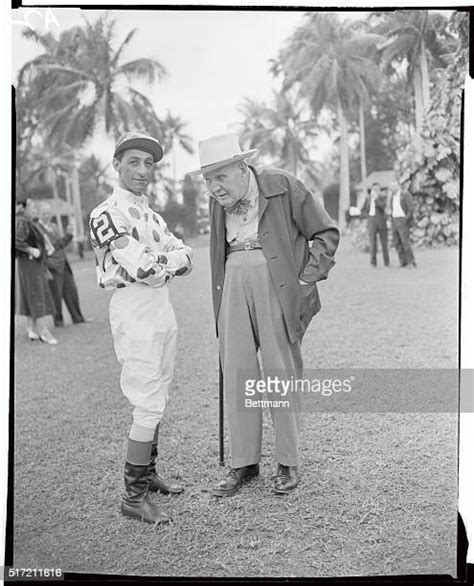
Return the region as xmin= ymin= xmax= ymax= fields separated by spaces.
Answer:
xmin=109 ymin=282 xmax=177 ymax=430
xmin=218 ymin=250 xmax=303 ymax=468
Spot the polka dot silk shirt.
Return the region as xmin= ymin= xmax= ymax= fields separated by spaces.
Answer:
xmin=89 ymin=186 xmax=193 ymax=290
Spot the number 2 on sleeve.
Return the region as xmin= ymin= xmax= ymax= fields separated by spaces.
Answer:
xmin=90 ymin=211 xmax=123 ymax=247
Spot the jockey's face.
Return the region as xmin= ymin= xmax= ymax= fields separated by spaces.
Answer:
xmin=113 ymin=149 xmax=154 ymax=195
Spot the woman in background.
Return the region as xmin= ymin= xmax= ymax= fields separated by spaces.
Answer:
xmin=15 ymin=197 xmax=57 ymax=345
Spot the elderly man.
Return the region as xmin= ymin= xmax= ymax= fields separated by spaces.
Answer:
xmin=189 ymin=133 xmax=339 ymax=497
xmin=89 ymin=131 xmax=193 ymax=524
xmin=387 ymin=179 xmax=416 ymax=268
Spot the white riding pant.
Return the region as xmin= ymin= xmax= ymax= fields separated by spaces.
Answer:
xmin=109 ymin=282 xmax=178 ymax=430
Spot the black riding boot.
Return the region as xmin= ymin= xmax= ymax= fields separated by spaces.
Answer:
xmin=148 ymin=423 xmax=184 ymax=495
xmin=121 ymin=461 xmax=171 ymax=524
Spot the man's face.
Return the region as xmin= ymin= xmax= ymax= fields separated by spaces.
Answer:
xmin=39 ymin=205 xmax=52 ymax=223
xmin=26 ymin=199 xmax=38 ymax=217
xmin=203 ymin=162 xmax=249 ymax=208
xmin=113 ymin=149 xmax=154 ymax=195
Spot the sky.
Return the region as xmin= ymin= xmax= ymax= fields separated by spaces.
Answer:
xmin=11 ymin=8 xmax=312 ymax=180
xmin=13 ymin=6 xmax=461 ymax=183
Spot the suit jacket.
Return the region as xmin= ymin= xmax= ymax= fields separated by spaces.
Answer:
xmin=15 ymin=210 xmax=48 ymax=260
xmin=388 ymin=190 xmax=415 ymax=228
xmin=37 ymin=220 xmax=73 ymax=274
xmin=361 ymin=193 xmax=388 ymax=230
xmin=209 ymin=165 xmax=340 ymax=344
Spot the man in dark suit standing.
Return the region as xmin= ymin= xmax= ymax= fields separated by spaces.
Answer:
xmin=361 ymin=182 xmax=390 ymax=267
xmin=387 ymin=179 xmax=416 ymax=268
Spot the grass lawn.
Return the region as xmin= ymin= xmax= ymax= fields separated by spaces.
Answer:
xmin=12 ymin=238 xmax=459 ymax=578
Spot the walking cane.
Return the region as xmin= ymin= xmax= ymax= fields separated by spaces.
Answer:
xmin=219 ymin=356 xmax=225 ymax=466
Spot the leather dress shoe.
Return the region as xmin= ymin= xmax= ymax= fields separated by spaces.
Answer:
xmin=273 ymin=464 xmax=298 ymax=495
xmin=211 ymin=464 xmax=259 ymax=497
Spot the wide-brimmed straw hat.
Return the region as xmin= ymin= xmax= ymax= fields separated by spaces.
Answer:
xmin=187 ymin=133 xmax=257 ymax=177
xmin=114 ymin=130 xmax=164 ymax=163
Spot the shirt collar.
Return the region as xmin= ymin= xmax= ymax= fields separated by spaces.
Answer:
xmin=243 ymin=169 xmax=259 ymax=204
xmin=113 ymin=185 xmax=149 ymax=208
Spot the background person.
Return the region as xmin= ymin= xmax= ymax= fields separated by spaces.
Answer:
xmin=36 ymin=204 xmax=91 ymax=326
xmin=387 ymin=179 xmax=417 ymax=268
xmin=361 ymin=182 xmax=390 ymax=267
xmin=15 ymin=197 xmax=57 ymax=345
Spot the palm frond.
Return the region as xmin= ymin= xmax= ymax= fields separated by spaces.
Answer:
xmin=34 ymin=63 xmax=94 ymax=81
xmin=111 ymin=28 xmax=137 ymax=68
xmin=126 ymin=87 xmax=164 ymax=138
xmin=21 ymin=28 xmax=57 ymax=51
xmin=116 ymin=58 xmax=167 ymax=84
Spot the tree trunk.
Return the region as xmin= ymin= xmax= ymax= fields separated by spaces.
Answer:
xmin=337 ymin=101 xmax=350 ymax=229
xmin=64 ymin=174 xmax=76 ymax=241
xmin=413 ymin=65 xmax=424 ymax=155
xmin=71 ymin=165 xmax=85 ymax=246
xmin=359 ymin=102 xmax=367 ymax=186
xmin=419 ymin=38 xmax=431 ymax=111
xmin=172 ymin=137 xmax=177 ymax=202
xmin=47 ymin=167 xmax=64 ymax=236
xmin=65 ymin=174 xmax=73 ymax=207
xmin=291 ymin=147 xmax=298 ymax=175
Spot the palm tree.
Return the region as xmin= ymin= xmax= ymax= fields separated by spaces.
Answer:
xmin=360 ymin=71 xmax=412 ymax=173
xmin=238 ymin=90 xmax=319 ymax=176
xmin=238 ymin=97 xmax=281 ymax=164
xmin=17 ymin=13 xmax=169 ymax=241
xmin=274 ymin=12 xmax=381 ymax=227
xmin=150 ymin=112 xmax=194 ymax=201
xmin=373 ymin=10 xmax=449 ymax=137
xmin=159 ymin=112 xmax=194 ymax=155
xmin=18 ymin=13 xmax=167 ymax=149
xmin=349 ymin=21 xmax=382 ymax=186
xmin=78 ymin=154 xmax=112 ymax=222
